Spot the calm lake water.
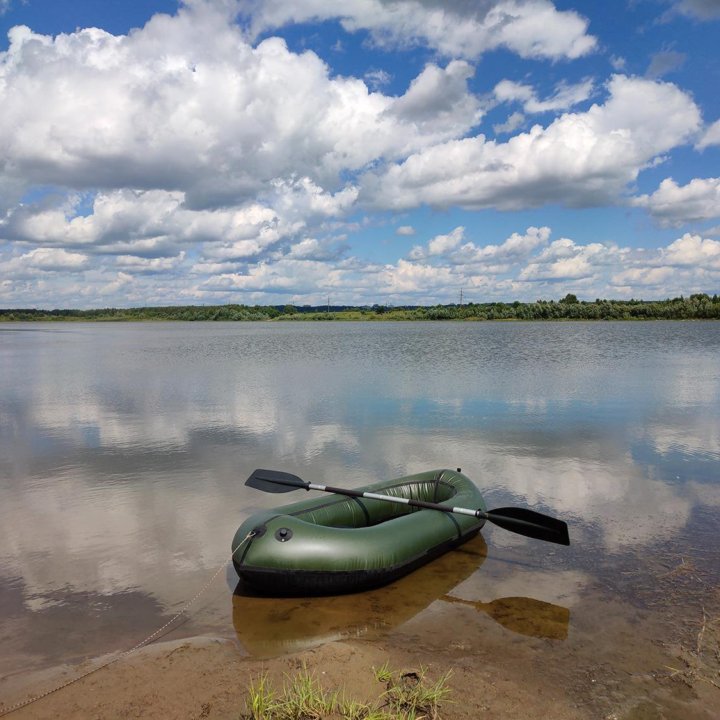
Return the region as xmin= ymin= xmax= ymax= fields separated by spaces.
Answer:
xmin=1 ymin=321 xmax=719 ymax=709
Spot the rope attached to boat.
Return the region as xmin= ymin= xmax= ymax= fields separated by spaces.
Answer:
xmin=0 ymin=531 xmax=255 ymax=718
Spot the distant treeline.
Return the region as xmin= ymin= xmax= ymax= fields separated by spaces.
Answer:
xmin=2 ymin=293 xmax=720 ymax=322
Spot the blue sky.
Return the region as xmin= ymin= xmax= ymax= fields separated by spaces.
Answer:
xmin=0 ymin=0 xmax=719 ymax=307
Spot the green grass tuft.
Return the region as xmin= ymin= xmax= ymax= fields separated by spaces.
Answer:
xmin=243 ymin=662 xmax=452 ymax=720
xmin=379 ymin=666 xmax=453 ymax=720
xmin=246 ymin=672 xmax=277 ymax=720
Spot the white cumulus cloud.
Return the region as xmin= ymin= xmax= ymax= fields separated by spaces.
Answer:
xmin=427 ymin=227 xmax=465 ymax=256
xmin=412 ymin=226 xmax=550 ymax=268
xmin=0 ymin=247 xmax=89 ymax=274
xmin=361 ymin=75 xmax=701 ymax=211
xmin=0 ymin=7 xmax=479 ymax=215
xmin=241 ymin=0 xmax=597 ymax=61
xmin=0 ymin=0 xmax=716 ymax=309
xmin=697 ymin=119 xmax=720 ymax=150
xmin=632 ymin=177 xmax=720 ymax=226
xmin=608 ymin=232 xmax=720 ymax=293
xmin=115 ymin=253 xmax=187 ymax=274
xmin=661 ymin=233 xmax=720 ymax=269
xmin=493 ymin=78 xmax=594 ymax=113
xmin=389 ymin=60 xmax=482 ymax=135
xmin=520 ymin=239 xmax=614 ymax=281
xmin=493 ymin=111 xmax=526 ymax=135
xmin=378 ymin=258 xmax=455 ymax=295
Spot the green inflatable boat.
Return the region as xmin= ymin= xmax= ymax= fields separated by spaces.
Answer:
xmin=232 ymin=469 xmax=486 ymax=595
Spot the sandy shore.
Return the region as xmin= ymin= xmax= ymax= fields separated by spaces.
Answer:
xmin=2 ymin=618 xmax=719 ymax=720
xmin=0 ymin=635 xmax=587 ymax=720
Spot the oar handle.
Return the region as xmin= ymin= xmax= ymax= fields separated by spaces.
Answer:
xmin=316 ymin=483 xmax=484 ymax=518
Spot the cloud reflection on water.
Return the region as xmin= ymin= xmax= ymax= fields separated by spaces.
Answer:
xmin=1 ymin=322 xmax=719 ymax=670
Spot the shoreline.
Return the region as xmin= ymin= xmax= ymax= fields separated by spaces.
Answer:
xmin=2 ymin=537 xmax=719 ymax=719
xmin=3 ymin=593 xmax=719 ymax=720
xmin=0 ymin=634 xmax=595 ymax=720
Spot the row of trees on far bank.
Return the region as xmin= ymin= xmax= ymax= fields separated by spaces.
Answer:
xmin=415 ymin=293 xmax=720 ymax=320
xmin=2 ymin=294 xmax=720 ymax=322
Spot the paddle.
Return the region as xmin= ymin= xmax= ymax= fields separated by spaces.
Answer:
xmin=245 ymin=469 xmax=570 ymax=546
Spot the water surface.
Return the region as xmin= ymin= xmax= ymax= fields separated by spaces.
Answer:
xmin=1 ymin=321 xmax=719 ymax=711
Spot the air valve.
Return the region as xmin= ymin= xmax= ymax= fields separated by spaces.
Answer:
xmin=275 ymin=527 xmax=293 ymax=542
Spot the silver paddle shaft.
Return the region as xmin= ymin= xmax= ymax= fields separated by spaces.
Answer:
xmin=307 ymin=483 xmax=484 ymax=518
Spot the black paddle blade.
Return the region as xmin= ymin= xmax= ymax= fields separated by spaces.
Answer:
xmin=485 ymin=507 xmax=570 ymax=546
xmin=246 ymin=469 xmax=309 ymax=493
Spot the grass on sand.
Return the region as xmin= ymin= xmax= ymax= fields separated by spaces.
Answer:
xmin=243 ymin=661 xmax=452 ymax=720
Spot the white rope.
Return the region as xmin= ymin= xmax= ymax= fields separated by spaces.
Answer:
xmin=0 ymin=532 xmax=254 ymax=717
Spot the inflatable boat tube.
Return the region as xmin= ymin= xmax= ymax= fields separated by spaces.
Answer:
xmin=231 ymin=469 xmax=486 ymax=595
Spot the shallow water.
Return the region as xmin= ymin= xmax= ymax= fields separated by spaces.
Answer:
xmin=1 ymin=321 xmax=719 ymax=710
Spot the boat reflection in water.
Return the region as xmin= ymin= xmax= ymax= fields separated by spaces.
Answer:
xmin=231 ymin=535 xmax=570 ymax=656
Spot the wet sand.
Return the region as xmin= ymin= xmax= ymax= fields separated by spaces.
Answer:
xmin=4 ymin=634 xmax=601 ymax=720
